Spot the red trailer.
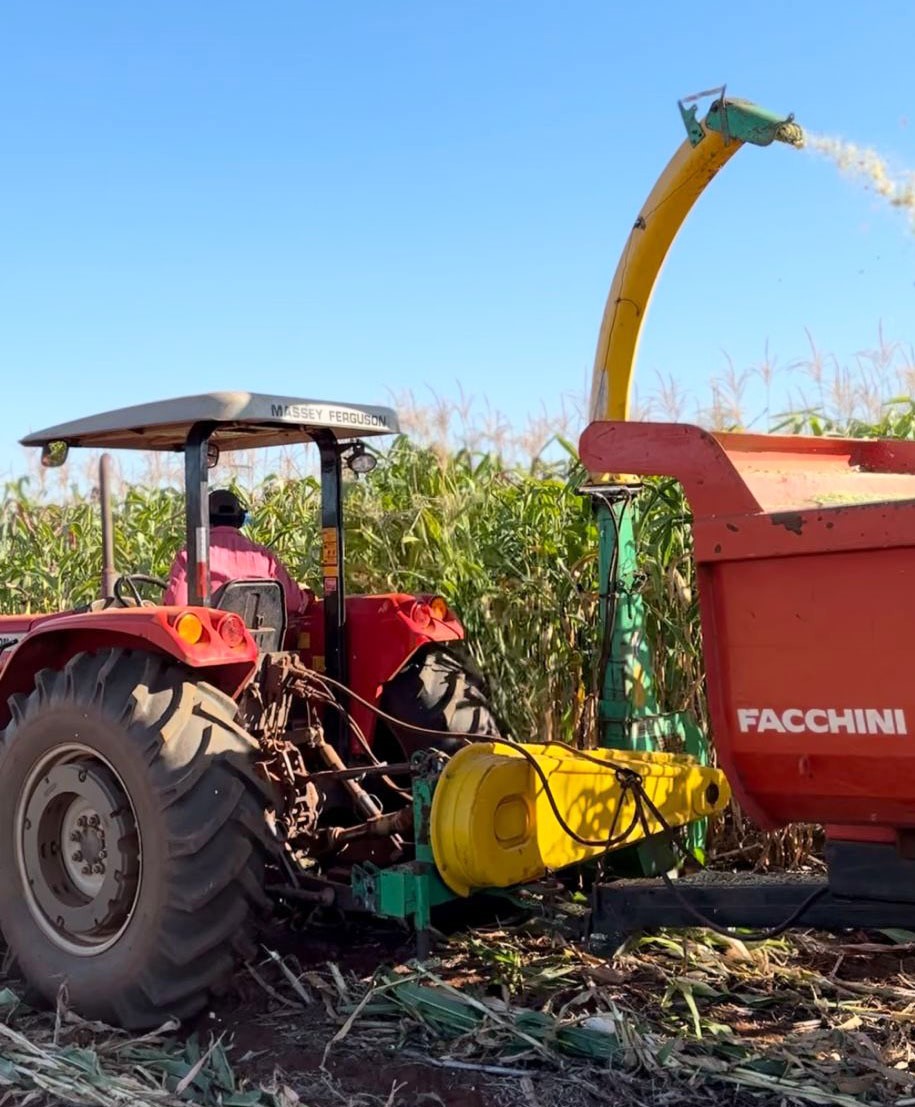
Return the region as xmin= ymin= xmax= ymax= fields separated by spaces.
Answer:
xmin=581 ymin=420 xmax=915 ymax=937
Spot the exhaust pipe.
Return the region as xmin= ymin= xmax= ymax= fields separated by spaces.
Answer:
xmin=100 ymin=453 xmax=116 ymax=599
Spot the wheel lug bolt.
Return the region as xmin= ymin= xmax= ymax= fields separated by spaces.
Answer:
xmin=81 ymin=864 xmax=92 ymax=875
xmin=77 ymin=816 xmax=88 ymax=828
xmin=69 ymin=831 xmax=81 ymax=843
xmin=93 ymin=863 xmax=105 ymax=875
xmin=89 ymin=815 xmax=100 ymax=827
xmin=98 ymin=849 xmax=108 ymax=860
xmin=71 ymin=851 xmax=83 ymax=863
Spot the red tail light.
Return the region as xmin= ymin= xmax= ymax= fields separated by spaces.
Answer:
xmin=218 ymin=613 xmax=247 ymax=648
xmin=411 ymin=602 xmax=433 ymax=628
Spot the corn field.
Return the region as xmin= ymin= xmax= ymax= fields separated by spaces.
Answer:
xmin=0 ymin=437 xmax=689 ymax=745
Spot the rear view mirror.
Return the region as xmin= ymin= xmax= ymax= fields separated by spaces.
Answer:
xmin=207 ymin=442 xmax=220 ymax=469
xmin=40 ymin=441 xmax=69 ymax=468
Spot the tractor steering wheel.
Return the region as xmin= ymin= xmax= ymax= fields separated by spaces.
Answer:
xmin=113 ymin=574 xmax=169 ymax=608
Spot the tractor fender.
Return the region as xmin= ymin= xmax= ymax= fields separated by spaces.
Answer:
xmin=297 ymin=594 xmax=465 ymax=746
xmin=347 ymin=594 xmax=466 ymax=693
xmin=0 ymin=607 xmax=258 ymax=728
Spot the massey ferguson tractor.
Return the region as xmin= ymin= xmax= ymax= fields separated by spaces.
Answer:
xmin=0 ymin=393 xmax=506 ymax=1025
xmin=0 ymin=391 xmax=726 ymax=1028
xmin=0 ymin=389 xmax=727 ymax=1028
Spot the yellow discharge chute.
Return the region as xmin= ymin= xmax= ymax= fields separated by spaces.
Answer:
xmin=588 ymin=92 xmax=805 ymax=424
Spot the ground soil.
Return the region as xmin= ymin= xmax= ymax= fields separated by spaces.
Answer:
xmin=194 ymin=915 xmax=518 ymax=1107
xmin=4 ymin=906 xmax=915 ymax=1106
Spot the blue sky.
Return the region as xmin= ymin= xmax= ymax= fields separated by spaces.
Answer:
xmin=3 ymin=1 xmax=915 ymax=478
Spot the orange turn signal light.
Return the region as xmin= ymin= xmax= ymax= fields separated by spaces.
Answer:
xmin=174 ymin=612 xmax=204 ymax=645
xmin=429 ymin=596 xmax=450 ymax=621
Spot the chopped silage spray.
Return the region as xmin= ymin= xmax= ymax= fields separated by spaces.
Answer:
xmin=805 ymin=134 xmax=915 ymax=221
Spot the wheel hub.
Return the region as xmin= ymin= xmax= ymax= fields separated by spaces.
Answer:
xmin=17 ymin=747 xmax=141 ymax=956
xmin=61 ymin=799 xmax=109 ymax=896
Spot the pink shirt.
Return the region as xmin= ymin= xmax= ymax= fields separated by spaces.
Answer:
xmin=163 ymin=526 xmax=308 ymax=616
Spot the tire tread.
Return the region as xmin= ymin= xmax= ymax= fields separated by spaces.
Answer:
xmin=0 ymin=647 xmax=277 ymax=1029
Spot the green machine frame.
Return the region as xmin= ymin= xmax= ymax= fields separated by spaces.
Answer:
xmin=587 ymin=486 xmax=709 ymax=872
xmin=351 ymin=752 xmax=455 ymax=954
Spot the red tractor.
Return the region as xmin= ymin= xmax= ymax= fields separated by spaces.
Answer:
xmin=0 ymin=391 xmax=500 ymax=1026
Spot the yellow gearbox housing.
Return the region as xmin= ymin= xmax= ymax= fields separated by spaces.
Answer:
xmin=429 ymin=742 xmax=730 ymax=896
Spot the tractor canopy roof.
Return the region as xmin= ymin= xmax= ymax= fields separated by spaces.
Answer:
xmin=20 ymin=391 xmax=400 ymax=453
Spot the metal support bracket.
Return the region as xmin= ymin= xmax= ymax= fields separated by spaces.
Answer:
xmin=677 ymin=85 xmax=726 ymax=146
xmin=591 ymin=841 xmax=915 ymax=948
xmin=580 ymin=482 xmax=710 ymax=872
xmin=591 ymin=873 xmax=915 ymax=949
xmin=349 ymin=750 xmax=456 ymax=957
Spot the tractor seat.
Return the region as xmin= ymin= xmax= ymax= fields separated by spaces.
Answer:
xmin=212 ymin=579 xmax=287 ymax=653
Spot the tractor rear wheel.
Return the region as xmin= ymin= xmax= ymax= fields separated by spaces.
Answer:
xmin=0 ymin=648 xmax=277 ymax=1028
xmin=376 ymin=643 xmax=505 ymax=759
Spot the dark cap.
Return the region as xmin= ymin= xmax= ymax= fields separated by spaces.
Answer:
xmin=208 ymin=489 xmax=246 ymax=527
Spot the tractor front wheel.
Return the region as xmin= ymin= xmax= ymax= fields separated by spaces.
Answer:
xmin=0 ymin=649 xmax=277 ymax=1028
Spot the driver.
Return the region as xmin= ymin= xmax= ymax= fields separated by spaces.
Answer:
xmin=163 ymin=489 xmax=310 ymax=617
